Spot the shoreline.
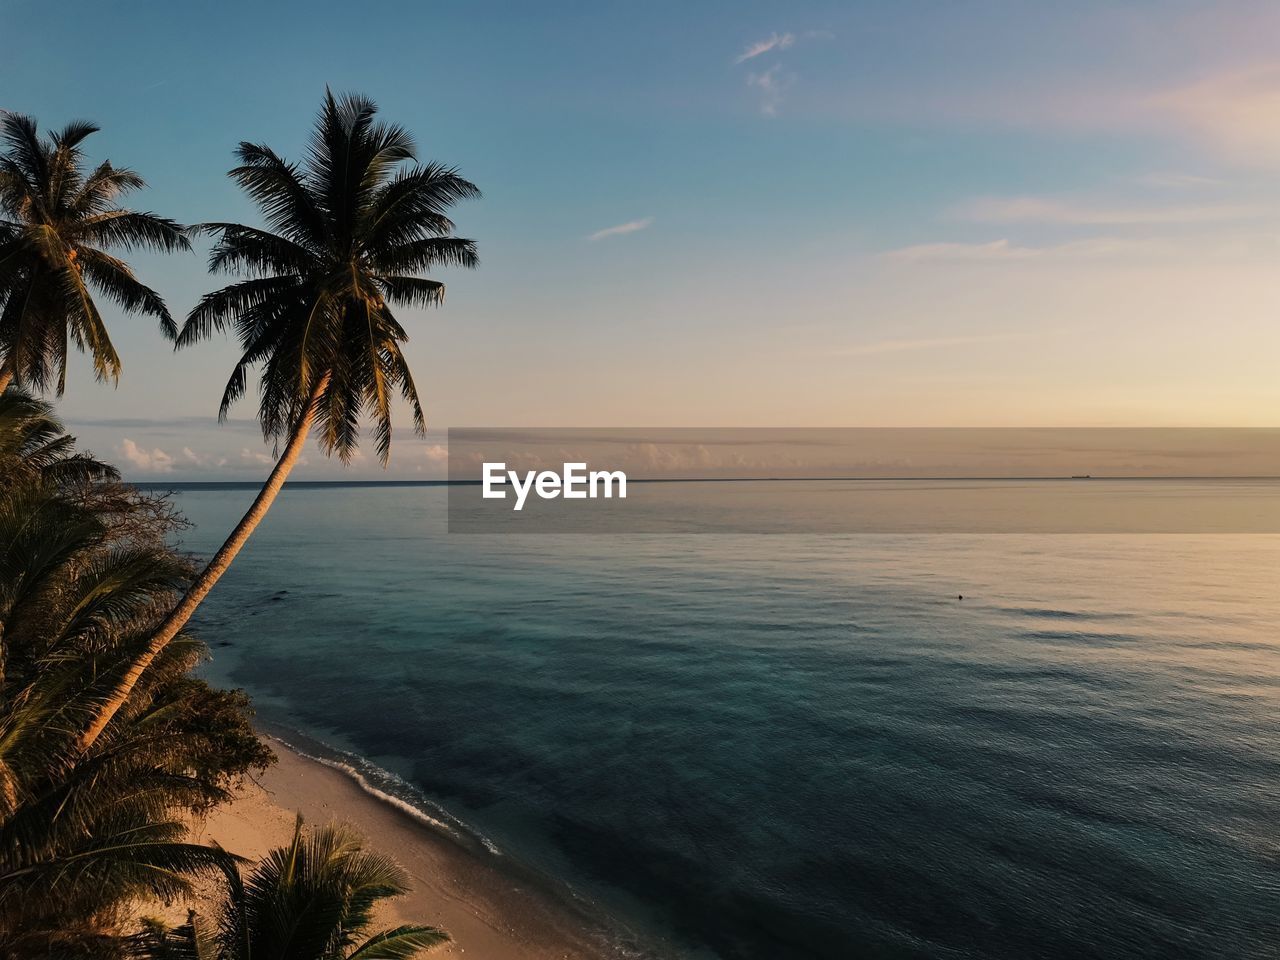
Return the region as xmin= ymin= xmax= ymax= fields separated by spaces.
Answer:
xmin=185 ymin=733 xmax=646 ymax=960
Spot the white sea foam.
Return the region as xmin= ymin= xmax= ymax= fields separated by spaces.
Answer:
xmin=270 ymin=733 xmax=504 ymax=856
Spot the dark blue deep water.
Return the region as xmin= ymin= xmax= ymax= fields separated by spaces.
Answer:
xmin=169 ymin=483 xmax=1280 ymax=960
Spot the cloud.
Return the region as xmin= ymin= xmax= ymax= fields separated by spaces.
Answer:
xmin=1134 ymin=172 xmax=1223 ymax=189
xmin=1152 ymin=63 xmax=1280 ymax=165
xmin=732 ymin=29 xmax=829 ymax=115
xmin=734 ymin=32 xmax=795 ymax=64
xmin=588 ymin=217 xmax=654 ymax=242
xmin=240 ymin=448 xmax=274 ymax=466
xmin=118 ymin=439 xmax=231 ymax=473
xmin=181 ymin=447 xmax=228 ymax=469
xmin=409 ymin=443 xmax=448 ymax=474
xmin=885 ymin=239 xmax=1040 ymax=262
xmin=748 ymin=64 xmax=788 ymax=116
xmin=119 ymin=438 xmax=175 ymax=473
xmin=112 ymin=437 xmax=246 ymax=475
xmin=952 ymin=195 xmax=1258 ymax=225
xmin=884 ymin=237 xmax=1169 ymax=263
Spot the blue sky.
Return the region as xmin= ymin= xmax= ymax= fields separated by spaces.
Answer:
xmin=4 ymin=0 xmax=1280 ymax=477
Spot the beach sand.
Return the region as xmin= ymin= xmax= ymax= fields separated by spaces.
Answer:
xmin=184 ymin=736 xmax=613 ymax=960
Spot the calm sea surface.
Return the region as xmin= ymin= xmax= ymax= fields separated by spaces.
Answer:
xmin=165 ymin=482 xmax=1280 ymax=960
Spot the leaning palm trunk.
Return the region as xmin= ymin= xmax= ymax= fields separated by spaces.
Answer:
xmin=75 ymin=374 xmax=329 ymax=754
xmin=77 ymin=92 xmax=478 ymax=758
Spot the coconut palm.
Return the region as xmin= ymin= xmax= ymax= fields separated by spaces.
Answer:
xmin=0 ymin=402 xmax=271 ymax=958
xmin=0 ymin=387 xmax=119 ymax=488
xmin=0 ymin=112 xmax=189 ymax=394
xmin=129 ymin=815 xmax=448 ymax=960
xmin=75 ymin=91 xmax=478 ymax=754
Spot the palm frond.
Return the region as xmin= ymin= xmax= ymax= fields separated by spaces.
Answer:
xmin=77 ymin=247 xmax=177 ymax=339
xmin=179 ymin=90 xmax=477 ymax=465
xmin=0 ymin=412 xmax=272 ymax=951
xmin=228 ymin=144 xmax=327 ymax=249
xmin=346 ymin=925 xmax=450 ymax=959
xmin=199 ymin=814 xmax=447 ymax=959
xmin=71 ymin=162 xmax=146 ymax=217
xmin=375 ymin=276 xmax=445 ymax=309
xmin=79 ymin=210 xmax=191 ymax=254
xmin=178 ymin=275 xmax=302 ymax=348
xmin=0 ymin=114 xmax=184 ymax=393
xmin=375 ymin=237 xmax=477 ymax=275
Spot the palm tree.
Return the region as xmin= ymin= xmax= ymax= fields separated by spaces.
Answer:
xmin=75 ymin=91 xmax=478 ymax=754
xmin=0 ymin=387 xmax=119 ymax=488
xmin=129 ymin=815 xmax=448 ymax=960
xmin=0 ymin=394 xmax=271 ymax=959
xmin=0 ymin=112 xmax=189 ymax=394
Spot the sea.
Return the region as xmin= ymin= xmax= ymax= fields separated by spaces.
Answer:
xmin=158 ymin=481 xmax=1280 ymax=960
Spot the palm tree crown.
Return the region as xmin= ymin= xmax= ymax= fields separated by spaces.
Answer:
xmin=177 ymin=90 xmax=479 ymax=463
xmin=130 ymin=815 xmax=448 ymax=960
xmin=73 ymin=91 xmax=479 ymax=759
xmin=0 ymin=113 xmax=189 ymax=393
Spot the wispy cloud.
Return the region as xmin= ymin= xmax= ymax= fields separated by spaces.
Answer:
xmin=733 ymin=29 xmax=830 ymax=115
xmin=411 ymin=445 xmax=449 ymax=476
xmin=885 ymin=239 xmax=1039 ymax=262
xmin=1153 ymin=63 xmax=1280 ymax=165
xmin=1134 ymin=172 xmax=1223 ymax=189
xmin=952 ymin=195 xmax=1258 ymax=225
xmin=588 ymin=217 xmax=653 ymax=242
xmin=734 ymin=32 xmax=795 ymax=64
xmin=182 ymin=447 xmax=228 ymax=469
xmin=748 ymin=64 xmax=788 ymax=116
xmin=240 ymin=447 xmax=274 ymax=466
xmin=884 ymin=237 xmax=1169 ymax=263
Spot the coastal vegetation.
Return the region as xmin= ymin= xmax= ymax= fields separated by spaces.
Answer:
xmin=0 ymin=93 xmax=472 ymax=956
xmin=129 ymin=816 xmax=448 ymax=960
xmin=77 ymin=90 xmax=479 ymax=754
xmin=0 ymin=391 xmax=269 ymax=958
xmin=0 ymin=114 xmax=188 ymax=394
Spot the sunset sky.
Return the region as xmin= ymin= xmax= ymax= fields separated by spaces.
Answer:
xmin=5 ymin=0 xmax=1280 ymax=478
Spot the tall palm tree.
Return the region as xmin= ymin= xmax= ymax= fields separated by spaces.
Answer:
xmin=76 ymin=91 xmax=478 ymax=754
xmin=0 ymin=112 xmax=189 ymax=394
xmin=129 ymin=815 xmax=448 ymax=960
xmin=0 ymin=394 xmax=271 ymax=959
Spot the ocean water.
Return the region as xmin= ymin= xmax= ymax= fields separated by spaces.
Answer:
xmin=165 ymin=482 xmax=1280 ymax=960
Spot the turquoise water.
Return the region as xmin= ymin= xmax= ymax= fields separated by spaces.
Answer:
xmin=167 ymin=483 xmax=1280 ymax=959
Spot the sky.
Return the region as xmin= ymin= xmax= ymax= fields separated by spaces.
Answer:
xmin=3 ymin=0 xmax=1280 ymax=478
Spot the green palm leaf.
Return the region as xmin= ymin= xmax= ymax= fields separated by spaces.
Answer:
xmin=176 ymin=89 xmax=478 ymax=464
xmin=345 ymin=925 xmax=450 ymax=960
xmin=135 ymin=815 xmax=449 ymax=960
xmin=0 ymin=395 xmax=272 ymax=954
xmin=0 ymin=112 xmax=189 ymax=393
xmin=76 ymin=87 xmax=478 ymax=794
